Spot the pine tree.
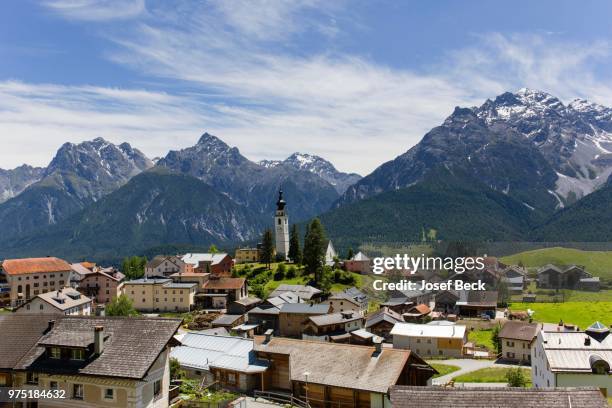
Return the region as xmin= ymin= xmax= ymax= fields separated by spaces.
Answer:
xmin=303 ymin=218 xmax=327 ymax=284
xmin=260 ymin=229 xmax=274 ymax=269
xmin=288 ymin=224 xmax=302 ymax=264
xmin=346 ymin=247 xmax=354 ymax=260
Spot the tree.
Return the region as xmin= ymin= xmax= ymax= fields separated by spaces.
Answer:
xmin=208 ymin=244 xmax=219 ymax=254
xmin=260 ymin=229 xmax=274 ymax=269
xmin=303 ymin=218 xmax=327 ymax=284
xmin=288 ymin=224 xmax=302 ymax=264
xmin=506 ymin=367 xmax=527 ymax=387
xmin=170 ymin=357 xmax=184 ymax=380
xmin=106 ymin=294 xmax=138 ymax=316
xmin=346 ymin=247 xmax=354 ymax=260
xmin=491 ymin=324 xmax=502 ymax=354
xmin=497 ymin=280 xmax=509 ymax=307
xmin=121 ymin=256 xmax=147 ymax=280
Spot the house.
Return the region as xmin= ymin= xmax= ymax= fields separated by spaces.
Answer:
xmin=120 ymin=278 xmax=197 ymax=312
xmin=199 ymin=277 xmax=247 ymax=309
xmin=302 ymin=311 xmax=364 ymax=342
xmin=211 ymin=314 xmax=246 ymax=329
xmin=499 ymin=321 xmax=539 ymax=364
xmin=78 ymin=267 xmax=124 ymax=304
xmin=145 ymin=255 xmax=192 ymax=278
xmin=391 ymin=322 xmax=467 ymax=358
xmin=247 ymin=293 xmax=300 ymax=334
xmin=227 ymin=296 xmax=262 ymax=315
xmin=389 ymin=385 xmax=608 ymax=408
xmin=402 ymin=303 xmax=431 ymax=323
xmin=434 ymin=290 xmax=460 ymax=313
xmin=15 ymin=287 xmax=92 ymax=316
xmin=385 ymin=289 xmax=434 ymax=313
xmin=502 ymin=266 xmax=527 ymax=294
xmin=170 ymin=333 xmax=268 ymax=392
xmin=349 ymin=328 xmax=384 ymax=346
xmin=69 ymin=262 xmax=96 ymax=286
xmin=456 ymin=290 xmax=498 ymax=317
xmin=182 ymin=253 xmax=233 ymax=276
xmin=235 ymin=248 xmax=260 ymax=264
xmin=254 ymin=335 xmax=436 ymax=408
xmin=344 ymin=251 xmax=372 ymax=274
xmin=532 ymin=321 xmax=612 ymax=395
xmin=325 ymin=241 xmax=337 ymax=267
xmin=327 ymin=287 xmax=369 ymax=314
xmin=0 ymin=314 xmax=181 ymax=407
xmin=269 ymin=284 xmax=323 ymax=303
xmin=1 ymin=257 xmax=72 ymax=307
xmin=537 ymin=264 xmax=598 ymax=290
xmin=278 ymin=303 xmax=330 ymax=337
xmin=169 ymin=270 xmax=210 ymax=289
xmin=365 ymin=307 xmax=403 ymax=340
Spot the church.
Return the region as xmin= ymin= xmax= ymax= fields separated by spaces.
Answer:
xmin=274 ymin=190 xmax=290 ymax=260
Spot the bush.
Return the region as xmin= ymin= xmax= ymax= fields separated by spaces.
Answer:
xmin=273 ymin=270 xmax=285 ymax=281
xmin=506 ymin=367 xmax=527 ymax=387
xmin=286 ymin=266 xmax=297 ymax=279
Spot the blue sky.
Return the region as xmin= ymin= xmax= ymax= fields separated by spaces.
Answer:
xmin=2 ymin=0 xmax=612 ymax=174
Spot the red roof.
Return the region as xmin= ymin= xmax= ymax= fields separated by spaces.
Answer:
xmin=203 ymin=277 xmax=246 ymax=290
xmin=414 ymin=304 xmax=431 ymax=314
xmin=2 ymin=257 xmax=72 ymax=275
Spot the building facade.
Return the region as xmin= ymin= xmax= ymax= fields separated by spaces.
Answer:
xmin=235 ymin=248 xmax=260 ymax=264
xmin=391 ymin=322 xmax=467 ymax=358
xmin=1 ymin=257 xmax=72 ymax=307
xmin=120 ymin=278 xmax=197 ymax=312
xmin=15 ymin=287 xmax=92 ymax=316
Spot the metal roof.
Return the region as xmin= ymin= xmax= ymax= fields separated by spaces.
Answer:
xmin=171 ymin=333 xmax=268 ymax=373
xmin=391 ymin=322 xmax=466 ymax=339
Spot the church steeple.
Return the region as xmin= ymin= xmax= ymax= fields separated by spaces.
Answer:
xmin=274 ymin=189 xmax=289 ymax=260
xmin=276 ymin=189 xmax=286 ymax=211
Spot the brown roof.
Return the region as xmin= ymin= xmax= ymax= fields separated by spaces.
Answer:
xmin=254 ymin=336 xmax=418 ymax=393
xmin=2 ymin=257 xmax=71 ymax=275
xmin=499 ymin=321 xmax=539 ymax=342
xmin=13 ymin=316 xmax=181 ymax=380
xmin=0 ymin=315 xmax=54 ymax=369
xmin=413 ymin=304 xmax=431 ymax=314
xmin=203 ymin=277 xmax=245 ymax=290
xmin=390 ymin=386 xmax=608 ymax=408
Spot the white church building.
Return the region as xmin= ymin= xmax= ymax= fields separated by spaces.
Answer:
xmin=274 ymin=190 xmax=290 ymax=260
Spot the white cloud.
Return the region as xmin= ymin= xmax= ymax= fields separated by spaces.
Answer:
xmin=43 ymin=0 xmax=146 ymax=21
xmin=7 ymin=3 xmax=612 ymax=175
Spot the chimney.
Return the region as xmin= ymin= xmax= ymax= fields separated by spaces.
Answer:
xmin=585 ymin=337 xmax=591 ymax=346
xmin=373 ymin=339 xmax=382 ymax=356
xmin=264 ymin=328 xmax=273 ymax=344
xmin=94 ymin=326 xmax=105 ymax=355
xmin=46 ymin=320 xmax=55 ymax=333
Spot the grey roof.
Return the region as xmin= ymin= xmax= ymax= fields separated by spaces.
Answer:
xmin=266 ymin=292 xmax=300 ymax=307
xmin=16 ymin=288 xmax=91 ymax=312
xmin=390 ymin=385 xmax=608 ymax=408
xmin=308 ymin=312 xmax=362 ymax=327
xmin=390 ymin=386 xmax=608 ymax=408
xmin=232 ymin=297 xmax=262 ymax=306
xmin=171 ymin=333 xmax=268 ymax=373
xmin=279 ymin=303 xmax=330 ymax=314
xmin=330 ymin=287 xmax=368 ymax=305
xmin=212 ymin=314 xmax=244 ymax=326
xmin=37 ymin=330 xmax=105 ymax=348
xmin=269 ymin=284 xmax=322 ymax=300
xmin=14 ymin=316 xmax=181 ymax=380
xmin=456 ymin=290 xmax=498 ymax=306
xmin=248 ymin=306 xmax=280 ymax=316
xmin=0 ymin=314 xmax=54 ymax=369
xmin=351 ymin=251 xmax=370 ymax=261
xmin=540 ymin=328 xmax=612 ymax=372
xmin=365 ymin=309 xmax=402 ymax=328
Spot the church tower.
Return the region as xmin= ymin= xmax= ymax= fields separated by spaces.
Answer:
xmin=274 ymin=189 xmax=289 ymax=260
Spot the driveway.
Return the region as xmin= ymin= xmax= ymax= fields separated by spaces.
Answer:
xmin=428 ymin=359 xmax=529 ymax=385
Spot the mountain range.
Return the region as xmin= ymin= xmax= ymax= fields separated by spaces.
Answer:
xmin=3 ymin=89 xmax=612 ymax=262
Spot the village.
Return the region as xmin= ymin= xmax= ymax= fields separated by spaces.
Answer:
xmin=0 ymin=191 xmax=610 ymax=408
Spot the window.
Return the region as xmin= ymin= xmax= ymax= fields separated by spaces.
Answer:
xmin=153 ymin=380 xmax=162 ymax=399
xmin=228 ymin=373 xmax=236 ymax=384
xmin=50 ymin=381 xmax=58 ymax=390
xmin=427 ymin=339 xmax=432 ymax=344
xmin=39 ymin=304 xmax=44 ymax=310
xmin=26 ymin=372 xmax=39 ymax=384
xmin=195 ymin=370 xmax=202 ymax=376
xmin=71 ymin=349 xmax=85 ymax=360
xmin=73 ymin=384 xmax=84 ymax=400
xmin=50 ymin=347 xmax=61 ymax=359
xmin=416 ymin=338 xmax=421 ymax=343
xmin=104 ymin=388 xmax=114 ymax=400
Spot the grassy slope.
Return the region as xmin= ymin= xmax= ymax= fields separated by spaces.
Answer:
xmin=430 ymin=363 xmax=461 ymax=378
xmin=468 ymin=329 xmax=495 ymax=351
xmin=500 ymin=247 xmax=612 ymax=280
xmin=509 ymin=302 xmax=612 ymax=328
xmin=453 ymin=367 xmax=531 ymax=385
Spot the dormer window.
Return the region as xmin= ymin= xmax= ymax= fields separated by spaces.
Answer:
xmin=50 ymin=347 xmax=61 ymax=359
xmin=71 ymin=349 xmax=85 ymax=361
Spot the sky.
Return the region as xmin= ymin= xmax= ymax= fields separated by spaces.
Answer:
xmin=3 ymin=1 xmax=612 ymax=174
